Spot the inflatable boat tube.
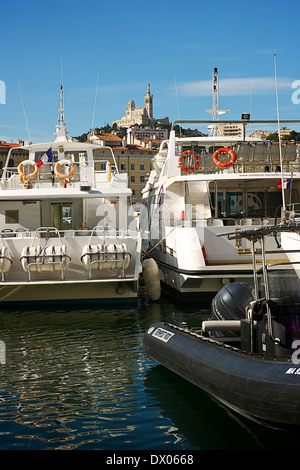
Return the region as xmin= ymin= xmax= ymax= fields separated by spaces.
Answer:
xmin=144 ymin=321 xmax=300 ymax=428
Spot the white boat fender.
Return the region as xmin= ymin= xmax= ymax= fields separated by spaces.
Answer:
xmin=142 ymin=257 xmax=161 ymax=301
xmin=0 ymin=247 xmax=13 ymax=274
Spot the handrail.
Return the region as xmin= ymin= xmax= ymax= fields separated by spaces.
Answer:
xmin=1 ymin=148 xmax=15 ymax=182
xmin=171 ymin=119 xmax=300 ymax=132
xmin=0 ymin=227 xmax=139 ymax=239
xmin=93 ymin=146 xmax=119 ymax=174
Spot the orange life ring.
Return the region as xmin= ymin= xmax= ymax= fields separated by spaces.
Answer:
xmin=178 ymin=150 xmax=200 ymax=173
xmin=18 ymin=160 xmax=39 ymax=180
xmin=55 ymin=159 xmax=76 ymax=179
xmin=213 ymin=148 xmax=237 ymax=168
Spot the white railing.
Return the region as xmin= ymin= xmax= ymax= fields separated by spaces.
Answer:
xmin=0 ymin=226 xmax=139 ymax=239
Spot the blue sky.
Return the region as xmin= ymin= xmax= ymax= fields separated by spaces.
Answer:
xmin=1 ymin=0 xmax=300 ymax=143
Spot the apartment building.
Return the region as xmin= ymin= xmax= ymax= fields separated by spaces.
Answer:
xmin=127 ymin=126 xmax=168 ymax=144
xmin=0 ymin=140 xmax=28 ymax=175
xmin=88 ymin=131 xmax=156 ymax=202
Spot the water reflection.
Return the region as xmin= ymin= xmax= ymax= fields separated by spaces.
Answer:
xmin=0 ymin=294 xmax=299 ymax=450
xmin=0 ymin=306 xmax=148 ymax=449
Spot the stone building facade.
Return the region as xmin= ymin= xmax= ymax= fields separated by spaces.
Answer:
xmin=88 ymin=131 xmax=156 ymax=203
xmin=113 ymin=84 xmax=169 ymax=128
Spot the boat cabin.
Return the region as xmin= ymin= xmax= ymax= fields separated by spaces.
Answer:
xmin=146 ymin=132 xmax=300 ymax=228
xmin=0 ymin=139 xmax=131 ymax=235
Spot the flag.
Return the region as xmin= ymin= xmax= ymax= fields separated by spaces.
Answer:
xmin=284 ymin=178 xmax=291 ymax=189
xmin=36 ymin=148 xmax=52 ymax=168
xmin=278 ymin=178 xmax=291 ymax=189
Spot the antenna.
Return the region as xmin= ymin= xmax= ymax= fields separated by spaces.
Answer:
xmin=205 ymin=67 xmax=230 ymax=136
xmin=16 ymin=73 xmax=31 ymax=142
xmin=57 ymin=55 xmax=65 ymax=127
xmin=212 ymin=67 xmax=219 ymax=123
xmin=249 ymin=77 xmax=253 ymax=133
xmin=61 ymin=54 xmax=64 ymax=88
xmin=91 ymin=72 xmax=99 ymax=132
xmin=174 ymin=76 xmax=181 ymax=137
xmin=57 ymin=85 xmax=65 ymax=126
xmin=55 ymin=55 xmax=68 ymax=140
xmin=274 ymin=53 xmax=286 ymax=220
xmin=174 ymin=76 xmax=180 ymax=120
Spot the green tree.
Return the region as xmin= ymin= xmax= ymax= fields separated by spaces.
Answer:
xmin=267 ymin=132 xmax=279 ymax=141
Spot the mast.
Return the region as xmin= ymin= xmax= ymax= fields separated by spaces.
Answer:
xmin=274 ymin=54 xmax=286 ymax=221
xmin=212 ymin=67 xmax=219 ymax=124
xmin=55 ymin=85 xmax=68 ymax=141
xmin=58 ymin=84 xmax=65 ymax=127
xmin=205 ymin=67 xmax=230 ymax=136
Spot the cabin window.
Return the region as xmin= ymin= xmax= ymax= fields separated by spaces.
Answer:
xmin=211 ymin=190 xmax=282 ymax=218
xmin=65 ymin=151 xmax=87 ymax=164
xmin=226 ymin=192 xmax=244 ymax=215
xmin=5 ymin=210 xmax=19 ymax=223
xmin=35 ymin=151 xmax=58 ymax=162
xmin=78 ymin=152 xmax=88 ymax=166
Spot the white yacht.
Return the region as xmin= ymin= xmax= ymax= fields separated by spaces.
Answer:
xmin=142 ymin=118 xmax=300 ymax=300
xmin=0 ymin=86 xmax=141 ymax=305
xmin=280 ymin=204 xmax=300 ymax=271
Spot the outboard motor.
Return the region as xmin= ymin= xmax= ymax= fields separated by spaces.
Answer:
xmin=210 ymin=282 xmax=255 ymax=337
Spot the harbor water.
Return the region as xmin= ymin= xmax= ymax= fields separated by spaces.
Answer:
xmin=0 ymin=287 xmax=299 ymax=451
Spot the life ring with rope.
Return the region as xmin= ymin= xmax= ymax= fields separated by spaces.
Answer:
xmin=178 ymin=150 xmax=200 ymax=173
xmin=18 ymin=160 xmax=39 ymax=182
xmin=55 ymin=159 xmax=76 ymax=179
xmin=213 ymin=148 xmax=237 ymax=168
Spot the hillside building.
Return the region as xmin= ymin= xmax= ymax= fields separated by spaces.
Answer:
xmin=88 ymin=130 xmax=156 ymax=203
xmin=113 ymin=84 xmax=169 ymax=129
xmin=0 ymin=141 xmax=28 ymax=175
xmin=127 ymin=126 xmax=168 ymax=145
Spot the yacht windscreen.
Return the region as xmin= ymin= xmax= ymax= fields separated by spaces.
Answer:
xmin=210 ymin=190 xmax=282 ymax=218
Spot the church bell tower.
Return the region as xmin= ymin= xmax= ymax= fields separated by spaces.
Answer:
xmin=144 ymin=83 xmax=153 ymax=119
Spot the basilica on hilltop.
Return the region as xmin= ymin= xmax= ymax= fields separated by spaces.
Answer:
xmin=113 ymin=84 xmax=169 ymax=128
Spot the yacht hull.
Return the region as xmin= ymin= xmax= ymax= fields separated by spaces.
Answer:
xmin=281 ymin=230 xmax=300 ymax=266
xmin=0 ymin=233 xmax=141 ymax=305
xmin=147 ymin=224 xmax=286 ymax=300
xmin=155 ymin=257 xmax=255 ymax=301
xmin=0 ymin=85 xmax=142 ymax=307
xmin=0 ymin=278 xmax=138 ymax=305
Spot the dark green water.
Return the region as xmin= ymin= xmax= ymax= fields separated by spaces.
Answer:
xmin=0 ymin=289 xmax=299 ymax=451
